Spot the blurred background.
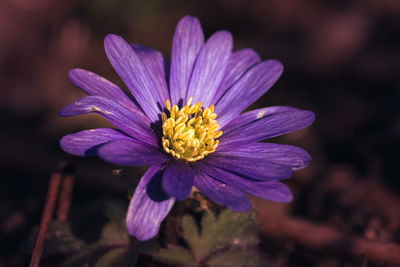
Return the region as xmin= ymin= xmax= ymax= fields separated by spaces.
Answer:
xmin=1 ymin=0 xmax=399 ymax=266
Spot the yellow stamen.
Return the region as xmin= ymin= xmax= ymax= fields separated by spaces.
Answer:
xmin=161 ymin=97 xmax=222 ymax=162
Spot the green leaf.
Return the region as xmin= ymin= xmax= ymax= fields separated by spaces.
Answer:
xmin=60 ymin=221 xmax=131 ymax=266
xmin=99 ymin=222 xmax=130 ymax=246
xmin=94 ymin=247 xmax=137 ymax=267
xmin=61 ymin=245 xmax=102 ymax=267
xmin=42 ymin=222 xmax=87 ymax=255
xmin=184 ymin=210 xmax=259 ymax=260
xmin=181 ymin=215 xmax=200 ymax=252
xmin=152 ymin=245 xmax=194 ymax=266
xmin=152 ymin=209 xmax=262 ymax=266
xmin=206 ymin=249 xmax=261 ymax=267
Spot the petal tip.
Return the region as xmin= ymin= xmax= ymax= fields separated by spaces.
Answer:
xmin=268 ymin=59 xmax=284 ymax=73
xmin=104 ymin=34 xmax=127 ymax=53
xmin=212 ymin=30 xmax=234 ymax=49
xmin=280 ymin=192 xmax=294 ymax=203
xmin=58 ymin=105 xmax=71 ymax=117
xmin=104 ymin=33 xmax=121 ymax=42
xmin=307 ymin=110 xmax=316 ymax=124
xmin=269 ymin=182 xmax=294 ymax=203
xmin=126 ymin=219 xmax=158 ymax=242
xmin=67 ymin=68 xmax=79 ymax=78
xmin=175 ymin=15 xmax=203 ymax=35
xmin=179 ymin=15 xmax=201 ymax=24
xmin=216 ymin=30 xmax=233 ymax=39
xmin=299 ymin=110 xmax=316 ymax=129
xmin=298 ymin=150 xmax=312 ymax=170
xmin=59 ymin=135 xmax=70 ymax=154
xmin=59 ymin=134 xmax=88 ymax=157
xmin=68 ymin=68 xmax=90 ymax=85
xmin=239 ymin=48 xmax=261 ymax=62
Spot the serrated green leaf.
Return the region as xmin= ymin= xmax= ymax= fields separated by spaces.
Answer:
xmin=181 ymin=215 xmax=200 ymax=251
xmin=61 ymin=245 xmax=102 ymax=267
xmin=187 ymin=210 xmax=259 ymax=260
xmin=94 ymin=247 xmax=137 ymax=267
xmin=152 ymin=245 xmax=194 ymax=266
xmin=206 ymin=249 xmax=261 ymax=267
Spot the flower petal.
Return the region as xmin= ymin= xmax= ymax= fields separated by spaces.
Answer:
xmin=97 ymin=140 xmax=168 ymax=166
xmin=200 ymin=164 xmax=293 ymax=203
xmin=68 ymin=68 xmax=141 ymax=112
xmin=60 ymin=128 xmax=132 ymax=156
xmin=169 ymin=15 xmax=204 ymax=105
xmin=249 ymin=180 xmax=293 ymax=202
xmin=193 ymin=172 xmax=251 ymax=212
xmin=215 ymin=60 xmax=283 ymax=126
xmin=59 ymin=96 xmax=157 ymax=146
xmin=203 ymin=154 xmax=292 ymax=181
xmin=212 ymin=48 xmax=260 ymax=103
xmin=221 ymin=106 xmax=299 ymax=132
xmin=220 ymin=109 xmax=315 ymax=146
xmin=186 ymin=31 xmax=232 ymax=107
xmin=126 ymin=165 xmax=175 ymax=241
xmin=216 ymin=142 xmax=311 ymax=171
xmin=104 ymin=34 xmax=168 ymax=122
xmin=130 ymin=44 xmax=170 ymax=100
xmin=162 ymin=163 xmax=194 ymax=200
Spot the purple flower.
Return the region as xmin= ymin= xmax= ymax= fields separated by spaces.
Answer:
xmin=60 ymin=15 xmax=315 ymax=241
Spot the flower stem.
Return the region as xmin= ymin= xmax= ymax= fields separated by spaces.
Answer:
xmin=29 ymin=172 xmax=62 ymax=267
xmin=56 ymin=174 xmax=75 ymax=221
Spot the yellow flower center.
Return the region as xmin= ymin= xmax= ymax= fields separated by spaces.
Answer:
xmin=161 ymin=97 xmax=222 ymax=162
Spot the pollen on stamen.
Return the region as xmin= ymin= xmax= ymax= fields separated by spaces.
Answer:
xmin=161 ymin=97 xmax=222 ymax=162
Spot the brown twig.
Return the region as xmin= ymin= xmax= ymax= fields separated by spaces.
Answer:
xmin=29 ymin=172 xmax=62 ymax=267
xmin=56 ymin=174 xmax=75 ymax=222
